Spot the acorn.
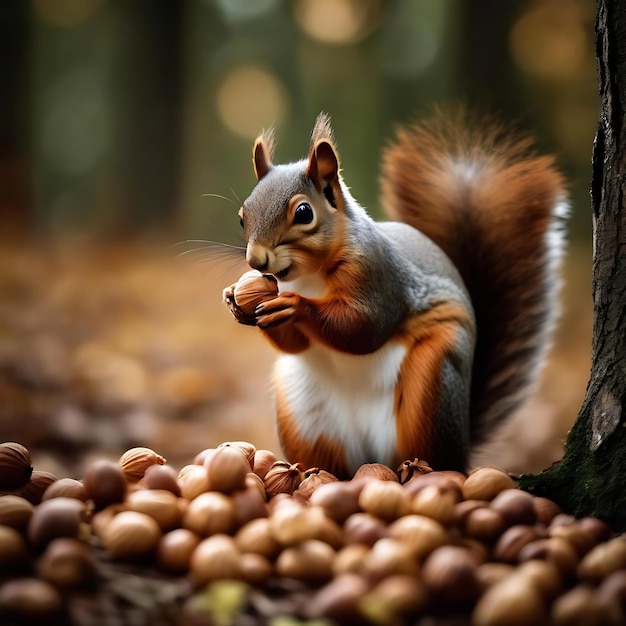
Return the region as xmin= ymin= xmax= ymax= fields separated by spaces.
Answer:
xmin=119 ymin=447 xmax=166 ymax=482
xmin=0 ymin=442 xmax=32 ymax=491
xmin=233 ymin=271 xmax=279 ymax=316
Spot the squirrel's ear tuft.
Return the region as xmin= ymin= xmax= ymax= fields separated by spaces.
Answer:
xmin=310 ymin=112 xmax=335 ymax=149
xmin=307 ymin=113 xmax=341 ymax=198
xmin=252 ymin=128 xmax=275 ymax=180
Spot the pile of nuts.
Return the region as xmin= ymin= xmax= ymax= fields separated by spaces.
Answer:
xmin=1 ymin=439 xmax=625 ymax=625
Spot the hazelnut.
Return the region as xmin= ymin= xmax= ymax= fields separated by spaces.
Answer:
xmin=294 ymin=467 xmax=338 ymax=499
xmin=190 ymin=534 xmax=243 ymax=586
xmin=102 ymin=510 xmax=162 ymax=561
xmin=344 ymin=512 xmax=389 ymax=547
xmin=183 ymin=491 xmax=236 ymax=536
xmin=36 ymin=537 xmax=98 ymax=590
xmin=421 ymin=545 xmax=480 ymax=605
xmin=578 ymin=537 xmax=626 ymax=582
xmin=140 ymin=464 xmax=181 ymax=496
xmin=363 ymin=537 xmax=420 ymax=581
xmin=27 ymin=497 xmax=87 ymax=550
xmin=270 ymin=503 xmax=328 ymax=546
xmin=360 ymin=575 xmax=428 ymax=623
xmin=263 ymin=461 xmax=304 ymax=496
xmin=309 ymin=480 xmax=362 ymax=524
xmin=515 ymin=559 xmax=563 ymax=600
xmin=244 ymin=472 xmax=267 ymax=500
xmin=465 ymin=506 xmax=506 ymax=541
xmin=549 ymin=522 xmax=597 ymax=556
xmin=83 ymin=459 xmax=127 ymax=509
xmin=578 ymin=516 xmax=612 ymax=543
xmin=533 ymin=496 xmax=562 ymax=526
xmin=0 ymin=495 xmax=34 ymax=530
xmin=598 ymin=570 xmax=626 ymax=608
xmin=0 ymin=525 xmax=29 ymax=571
xmin=306 ymin=573 xmax=369 ymax=622
xmin=205 ymin=446 xmax=250 ymax=493
xmin=178 ymin=465 xmax=211 ymax=501
xmin=41 ymin=478 xmax=87 ymax=502
xmin=156 ymin=528 xmax=201 ymax=574
xmin=552 ymin=584 xmax=623 ymax=626
xmin=125 ymin=489 xmax=182 ymax=531
xmin=462 ymin=466 xmax=516 ymax=501
xmin=521 ymin=536 xmax=578 ymax=581
xmin=455 ymin=499 xmax=489 ymax=525
xmin=232 ymin=487 xmax=268 ymax=527
xmin=358 ymin=479 xmax=410 ymax=521
xmin=490 ymin=488 xmax=537 ymax=526
xmin=218 ymin=441 xmax=256 ymax=469
xmin=240 ymin=552 xmax=273 ymax=586
xmin=333 ymin=544 xmax=370 ymax=576
xmin=233 ymin=271 xmax=279 ymax=315
xmin=0 ymin=578 xmax=63 ymax=621
xmin=353 ymin=463 xmax=399 ymax=482
xmin=472 ymin=574 xmax=548 ymax=626
xmin=403 ymin=472 xmax=463 ymax=501
xmin=235 ymin=517 xmax=281 ymax=559
xmin=252 ymin=449 xmax=277 ymax=480
xmin=388 ymin=514 xmax=448 ymax=559
xmin=410 ymin=484 xmax=457 ymax=525
xmin=476 ymin=562 xmax=515 ymax=588
xmin=275 ymin=539 xmax=335 ymax=582
xmin=119 ymin=446 xmax=166 ymax=482
xmin=0 ymin=442 xmax=32 ymax=490
xmin=396 ymin=458 xmax=433 ymax=484
xmin=493 ymin=524 xmax=544 ymax=564
xmin=18 ymin=470 xmax=58 ymax=505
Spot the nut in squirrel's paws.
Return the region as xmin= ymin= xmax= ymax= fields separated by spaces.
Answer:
xmin=233 ymin=270 xmax=279 ymax=316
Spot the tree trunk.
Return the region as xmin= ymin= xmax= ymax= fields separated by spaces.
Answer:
xmin=518 ymin=0 xmax=626 ymax=531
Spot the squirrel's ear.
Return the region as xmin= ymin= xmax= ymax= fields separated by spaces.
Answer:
xmin=252 ymin=129 xmax=275 ymax=180
xmin=307 ymin=140 xmax=340 ymax=192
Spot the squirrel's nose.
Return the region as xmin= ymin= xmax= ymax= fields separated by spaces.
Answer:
xmin=246 ymin=243 xmax=270 ymax=272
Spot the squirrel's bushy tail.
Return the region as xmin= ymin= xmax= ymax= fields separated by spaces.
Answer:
xmin=381 ymin=109 xmax=568 ymax=445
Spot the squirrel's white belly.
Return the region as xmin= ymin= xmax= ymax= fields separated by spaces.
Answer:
xmin=274 ymin=341 xmax=407 ymax=472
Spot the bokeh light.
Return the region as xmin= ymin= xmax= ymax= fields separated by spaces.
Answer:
xmin=33 ymin=0 xmax=103 ymax=28
xmin=293 ymin=0 xmax=384 ymax=45
xmin=510 ymin=4 xmax=590 ymax=81
xmin=217 ymin=66 xmax=289 ymax=139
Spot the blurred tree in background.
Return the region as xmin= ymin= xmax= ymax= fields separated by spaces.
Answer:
xmin=1 ymin=0 xmax=596 ymax=242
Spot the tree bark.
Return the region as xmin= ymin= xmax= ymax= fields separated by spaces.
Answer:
xmin=518 ymin=0 xmax=626 ymax=531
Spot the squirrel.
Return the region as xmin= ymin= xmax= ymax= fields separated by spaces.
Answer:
xmin=222 ymin=110 xmax=567 ymax=479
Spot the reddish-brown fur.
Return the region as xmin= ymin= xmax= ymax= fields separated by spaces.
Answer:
xmin=394 ymin=302 xmax=473 ymax=463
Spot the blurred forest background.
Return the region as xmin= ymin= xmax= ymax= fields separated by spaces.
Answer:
xmin=0 ymin=0 xmax=597 ymax=476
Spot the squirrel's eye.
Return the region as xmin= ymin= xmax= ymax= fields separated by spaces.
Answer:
xmin=293 ymin=202 xmax=314 ymax=225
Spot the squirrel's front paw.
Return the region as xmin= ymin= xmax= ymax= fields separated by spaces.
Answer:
xmin=222 ymin=283 xmax=257 ymax=326
xmin=255 ymin=293 xmax=301 ymax=328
